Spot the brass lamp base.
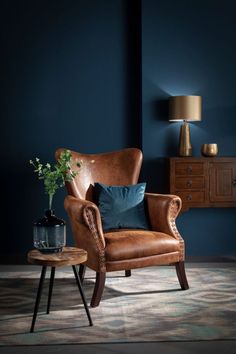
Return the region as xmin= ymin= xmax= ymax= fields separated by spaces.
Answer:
xmin=179 ymin=122 xmax=192 ymax=157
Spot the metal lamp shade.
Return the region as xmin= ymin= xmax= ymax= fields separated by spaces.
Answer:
xmin=169 ymin=95 xmax=202 ymax=156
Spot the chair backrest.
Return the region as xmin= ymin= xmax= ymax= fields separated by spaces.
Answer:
xmin=55 ymin=148 xmax=143 ymax=201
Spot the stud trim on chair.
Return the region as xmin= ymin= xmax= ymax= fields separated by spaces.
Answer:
xmin=83 ymin=206 xmax=106 ymax=272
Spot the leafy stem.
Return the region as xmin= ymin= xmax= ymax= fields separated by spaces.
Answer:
xmin=29 ymin=149 xmax=81 ymax=210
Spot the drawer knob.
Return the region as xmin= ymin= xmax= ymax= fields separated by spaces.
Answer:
xmin=186 ymin=195 xmax=192 ymax=201
xmin=187 ymin=180 xmax=192 ymax=187
xmin=187 ymin=166 xmax=193 ymax=174
xmin=233 ymin=179 xmax=236 ymax=186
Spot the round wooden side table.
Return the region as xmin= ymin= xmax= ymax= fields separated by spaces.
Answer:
xmin=27 ymin=246 xmax=93 ymax=332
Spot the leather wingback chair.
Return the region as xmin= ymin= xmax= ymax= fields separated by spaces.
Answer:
xmin=55 ymin=148 xmax=189 ymax=307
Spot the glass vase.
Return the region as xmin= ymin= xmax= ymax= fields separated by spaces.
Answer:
xmin=33 ymin=209 xmax=66 ymax=254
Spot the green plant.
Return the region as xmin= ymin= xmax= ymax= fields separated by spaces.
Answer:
xmin=29 ymin=149 xmax=81 ymax=210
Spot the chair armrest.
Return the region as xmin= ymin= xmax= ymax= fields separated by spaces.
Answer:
xmin=64 ymin=195 xmax=106 ymax=272
xmin=145 ymin=193 xmax=182 ymax=240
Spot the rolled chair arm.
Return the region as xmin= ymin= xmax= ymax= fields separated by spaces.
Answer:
xmin=145 ymin=193 xmax=182 ymax=240
xmin=64 ymin=195 xmax=106 ymax=272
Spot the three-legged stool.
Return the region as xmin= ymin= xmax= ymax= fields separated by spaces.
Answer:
xmin=27 ymin=246 xmax=93 ymax=332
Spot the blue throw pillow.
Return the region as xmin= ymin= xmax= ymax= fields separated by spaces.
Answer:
xmin=94 ymin=182 xmax=149 ymax=231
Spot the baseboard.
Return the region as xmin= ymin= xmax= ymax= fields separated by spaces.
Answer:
xmin=0 ymin=254 xmax=235 ymax=265
xmin=186 ymin=255 xmax=236 ymax=262
xmin=0 ymin=253 xmax=28 ymax=265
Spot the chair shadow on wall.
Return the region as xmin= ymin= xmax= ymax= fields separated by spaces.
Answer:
xmin=141 ymin=157 xmax=169 ymax=194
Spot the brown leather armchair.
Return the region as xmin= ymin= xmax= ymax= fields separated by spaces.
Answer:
xmin=55 ymin=148 xmax=189 ymax=307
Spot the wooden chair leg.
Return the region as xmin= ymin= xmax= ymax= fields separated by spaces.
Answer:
xmin=175 ymin=261 xmax=189 ymax=290
xmin=125 ymin=270 xmax=131 ymax=277
xmin=90 ymin=272 xmax=106 ymax=308
xmin=79 ymin=264 xmax=86 ymax=283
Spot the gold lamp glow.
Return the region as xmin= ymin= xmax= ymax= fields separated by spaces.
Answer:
xmin=169 ymin=95 xmax=202 ymax=157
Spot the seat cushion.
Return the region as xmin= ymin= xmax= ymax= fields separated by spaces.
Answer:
xmin=104 ymin=229 xmax=180 ymax=261
xmin=94 ymin=182 xmax=149 ymax=231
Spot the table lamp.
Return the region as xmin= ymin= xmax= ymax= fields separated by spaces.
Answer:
xmin=169 ymin=95 xmax=202 ymax=156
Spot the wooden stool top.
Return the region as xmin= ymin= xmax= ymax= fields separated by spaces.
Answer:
xmin=27 ymin=247 xmax=87 ymax=267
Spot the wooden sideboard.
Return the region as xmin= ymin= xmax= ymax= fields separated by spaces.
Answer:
xmin=169 ymin=157 xmax=236 ymax=212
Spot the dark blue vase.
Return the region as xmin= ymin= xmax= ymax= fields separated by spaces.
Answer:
xmin=33 ymin=210 xmax=66 ymax=254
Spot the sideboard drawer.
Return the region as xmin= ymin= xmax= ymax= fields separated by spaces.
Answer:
xmin=177 ymin=191 xmax=205 ymax=203
xmin=175 ymin=177 xmax=205 ymax=190
xmin=169 ymin=157 xmax=236 ymax=211
xmin=175 ymin=162 xmax=204 ymax=176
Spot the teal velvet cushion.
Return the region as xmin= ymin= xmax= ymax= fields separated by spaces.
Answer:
xmin=94 ymin=182 xmax=149 ymax=231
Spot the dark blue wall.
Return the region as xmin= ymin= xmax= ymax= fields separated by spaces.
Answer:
xmin=1 ymin=0 xmax=140 ymax=263
xmin=1 ymin=0 xmax=236 ymax=263
xmin=141 ymin=0 xmax=236 ymax=258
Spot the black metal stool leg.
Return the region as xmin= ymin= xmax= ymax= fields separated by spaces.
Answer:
xmin=30 ymin=265 xmax=47 ymax=333
xmin=72 ymin=265 xmax=93 ymax=326
xmin=47 ymin=266 xmax=55 ymax=314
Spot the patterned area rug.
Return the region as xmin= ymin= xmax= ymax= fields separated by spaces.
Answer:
xmin=0 ymin=265 xmax=236 ymax=346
